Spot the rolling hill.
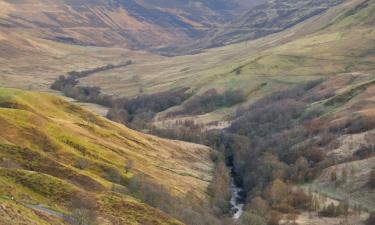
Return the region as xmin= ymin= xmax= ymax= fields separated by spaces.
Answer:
xmin=77 ymin=0 xmax=375 ymax=126
xmin=0 ymin=88 xmax=214 ymax=224
xmin=0 ymin=0 xmax=343 ymax=53
xmin=0 ymin=0 xmax=255 ymax=50
xmin=163 ymin=0 xmax=345 ymax=53
xmin=0 ymin=0 xmax=374 ymax=224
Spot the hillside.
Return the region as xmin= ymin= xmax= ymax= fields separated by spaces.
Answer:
xmin=0 ymin=0 xmax=343 ymax=54
xmin=0 ymin=0 xmax=252 ymax=50
xmin=0 ymin=0 xmax=374 ymax=224
xmin=0 ymin=88 xmax=214 ymax=224
xmin=76 ymin=0 xmax=375 ymax=127
xmin=164 ymin=0 xmax=345 ymax=53
xmin=0 ymin=0 xmax=363 ymax=95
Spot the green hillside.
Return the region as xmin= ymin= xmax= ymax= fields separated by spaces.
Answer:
xmin=75 ymin=0 xmax=374 ymax=128
xmin=0 ymin=88 xmax=215 ymax=224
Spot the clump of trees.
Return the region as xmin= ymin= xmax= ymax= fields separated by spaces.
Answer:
xmin=52 ymin=61 xmax=132 ymax=90
xmin=366 ymin=211 xmax=375 ymax=225
xmin=51 ymin=66 xmax=192 ymax=130
xmin=319 ymin=201 xmax=349 ymax=217
xmin=207 ymin=160 xmax=232 ymax=215
xmin=51 ymin=62 xmax=132 ymax=107
xmin=199 ymin=79 xmax=373 ymax=222
xmin=177 ymin=89 xmax=246 ymax=115
xmin=126 ymin=174 xmax=222 ymax=225
xmin=107 ymin=88 xmax=191 ymax=130
xmin=150 ymin=120 xmax=205 ymax=143
xmin=65 ymin=193 xmax=98 ymax=225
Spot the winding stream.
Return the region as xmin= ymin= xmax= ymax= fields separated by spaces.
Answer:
xmin=229 ymin=166 xmax=245 ymax=219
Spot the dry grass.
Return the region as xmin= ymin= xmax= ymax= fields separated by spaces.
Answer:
xmin=0 ymin=88 xmax=213 ymax=224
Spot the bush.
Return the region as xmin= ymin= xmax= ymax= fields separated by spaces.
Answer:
xmin=248 ymin=197 xmax=269 ymax=217
xmin=127 ymin=174 xmax=221 ymax=225
xmin=240 ymin=212 xmax=267 ymax=225
xmin=264 ymin=179 xmax=289 ymax=205
xmin=366 ymin=211 xmax=375 ymax=225
xmin=287 ymin=188 xmax=312 ymax=210
xmin=369 ymin=168 xmax=375 ymax=188
xmin=347 ymin=116 xmax=375 ymax=134
xmin=66 ymin=193 xmax=97 ymax=225
xmin=74 ymin=158 xmax=89 ymax=170
xmin=319 ymin=201 xmax=349 ymax=217
xmin=354 ymin=145 xmax=375 ymax=160
xmin=268 ymin=211 xmax=282 ymax=225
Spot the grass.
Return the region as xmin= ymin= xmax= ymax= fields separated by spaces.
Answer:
xmin=0 ymin=168 xmax=77 ymax=204
xmin=0 ymin=87 xmax=214 ymax=224
xmin=0 ymin=1 xmax=372 ymax=130
xmin=73 ymin=0 xmax=374 ymax=128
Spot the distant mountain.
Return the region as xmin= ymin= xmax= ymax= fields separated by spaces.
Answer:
xmin=161 ymin=0 xmax=345 ymax=54
xmin=0 ymin=0 xmax=251 ymax=49
xmin=203 ymin=0 xmax=344 ymax=47
xmin=0 ymin=0 xmax=343 ymax=52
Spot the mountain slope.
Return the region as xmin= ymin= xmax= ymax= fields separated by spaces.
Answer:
xmin=196 ymin=0 xmax=345 ymax=48
xmin=0 ymin=88 xmax=213 ymax=224
xmin=0 ymin=0 xmax=249 ymax=50
xmin=0 ymin=0 xmax=345 ymax=53
xmin=160 ymin=0 xmax=345 ymax=54
xmin=77 ymin=0 xmax=374 ymax=127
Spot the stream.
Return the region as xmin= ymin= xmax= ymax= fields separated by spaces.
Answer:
xmin=228 ymin=166 xmax=245 ymax=219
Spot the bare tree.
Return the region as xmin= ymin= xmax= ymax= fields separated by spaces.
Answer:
xmin=66 ymin=193 xmax=97 ymax=225
xmin=124 ymin=159 xmax=134 ymax=174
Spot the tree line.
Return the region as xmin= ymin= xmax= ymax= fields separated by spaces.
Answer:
xmin=150 ymin=79 xmax=375 ymax=224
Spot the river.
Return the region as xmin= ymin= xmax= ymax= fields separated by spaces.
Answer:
xmin=229 ymin=166 xmax=245 ymax=219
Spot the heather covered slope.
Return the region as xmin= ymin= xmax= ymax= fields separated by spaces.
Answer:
xmin=0 ymin=88 xmax=214 ymax=224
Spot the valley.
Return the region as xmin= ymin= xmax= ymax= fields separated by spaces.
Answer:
xmin=0 ymin=0 xmax=374 ymax=225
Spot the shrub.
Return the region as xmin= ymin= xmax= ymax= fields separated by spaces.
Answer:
xmin=354 ymin=145 xmax=375 ymax=160
xmin=347 ymin=116 xmax=375 ymax=134
xmin=287 ymin=188 xmax=311 ymax=210
xmin=264 ymin=179 xmax=289 ymax=205
xmin=127 ymin=174 xmax=221 ymax=225
xmin=268 ymin=211 xmax=282 ymax=225
xmin=319 ymin=201 xmax=349 ymax=217
xmin=104 ymin=167 xmax=125 ymax=185
xmin=66 ymin=193 xmax=97 ymax=225
xmin=207 ymin=160 xmax=231 ymax=215
xmin=124 ymin=159 xmax=134 ymax=174
xmin=240 ymin=212 xmax=267 ymax=225
xmin=248 ymin=197 xmax=269 ymax=217
xmin=74 ymin=158 xmax=89 ymax=170
xmin=319 ymin=203 xmax=337 ymax=217
xmin=366 ymin=211 xmax=375 ymax=225
xmin=369 ymin=168 xmax=375 ymax=188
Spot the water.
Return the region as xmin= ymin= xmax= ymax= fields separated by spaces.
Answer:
xmin=229 ymin=167 xmax=245 ymax=219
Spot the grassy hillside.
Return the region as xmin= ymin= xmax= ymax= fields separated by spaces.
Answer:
xmin=0 ymin=88 xmax=214 ymax=224
xmin=74 ymin=0 xmax=374 ymax=127
xmin=167 ymin=0 xmax=345 ymax=52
